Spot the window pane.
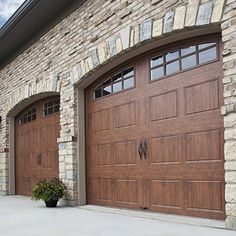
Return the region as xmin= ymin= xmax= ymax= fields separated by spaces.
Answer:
xmin=48 ymin=101 xmax=53 ymax=107
xmin=54 ymin=100 xmax=60 ymax=105
xmin=166 ymin=61 xmax=180 ymax=75
xmin=102 ymin=79 xmax=112 ymax=86
xmin=113 ymin=81 xmax=122 ymax=93
xmin=123 ymin=67 xmax=134 ymax=78
xmin=54 ymin=105 xmax=60 ymax=113
xmin=151 ymin=67 xmax=164 ymax=80
xmin=44 ymin=110 xmax=48 ymax=116
xmin=19 ymin=107 xmax=38 ymax=124
xmin=199 ymin=47 xmax=217 ymax=64
xmin=181 ymin=46 xmax=196 ymax=56
xmin=94 ymin=89 xmax=102 ymax=99
xmin=112 ymin=73 xmax=122 ymax=82
xmin=23 ymin=117 xmax=27 ymax=123
xmin=199 ymin=42 xmax=216 ymax=50
xmin=182 ymin=55 xmax=197 ymax=70
xmin=48 ymin=107 xmax=53 ymax=115
xmin=102 ymin=85 xmax=112 ymax=96
xmin=151 ymin=55 xmax=163 ymax=68
xmin=166 ymin=50 xmax=179 ymax=62
xmin=124 ymin=78 xmax=134 ymax=89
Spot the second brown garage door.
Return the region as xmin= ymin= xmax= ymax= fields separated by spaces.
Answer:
xmin=86 ymin=35 xmax=225 ymax=220
xmin=15 ymin=96 xmax=60 ymax=196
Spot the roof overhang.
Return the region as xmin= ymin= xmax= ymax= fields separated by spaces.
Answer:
xmin=0 ymin=0 xmax=86 ymax=69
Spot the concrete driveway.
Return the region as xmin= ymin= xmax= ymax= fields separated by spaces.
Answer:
xmin=0 ymin=196 xmax=235 ymax=236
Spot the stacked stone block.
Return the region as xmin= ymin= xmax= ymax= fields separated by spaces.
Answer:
xmin=220 ymin=0 xmax=236 ymax=230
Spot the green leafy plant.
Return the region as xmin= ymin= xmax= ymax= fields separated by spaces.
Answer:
xmin=32 ymin=178 xmax=67 ymax=202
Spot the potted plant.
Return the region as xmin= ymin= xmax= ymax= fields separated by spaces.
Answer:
xmin=32 ymin=178 xmax=67 ymax=207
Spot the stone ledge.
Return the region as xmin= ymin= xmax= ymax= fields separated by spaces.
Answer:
xmin=0 ymin=148 xmax=9 ymax=153
xmin=221 ymin=104 xmax=236 ymax=115
xmin=57 ymin=136 xmax=77 ymax=143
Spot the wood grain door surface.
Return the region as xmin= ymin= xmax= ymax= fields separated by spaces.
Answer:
xmin=15 ymin=97 xmax=60 ymax=196
xmin=86 ymin=35 xmax=225 ymax=220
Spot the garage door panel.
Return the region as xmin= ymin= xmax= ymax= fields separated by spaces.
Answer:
xmin=114 ymin=102 xmax=137 ymax=129
xmin=89 ymin=144 xmax=113 ymax=166
xmin=114 ymin=179 xmax=139 ymax=207
xmin=89 ymin=166 xmax=142 ymax=179
xmin=144 ymin=113 xmax=223 ymax=138
xmin=185 ymin=80 xmax=219 ymax=115
xmin=23 ymin=155 xmax=31 ymax=170
xmin=26 ymin=129 xmax=38 ymax=145
xmin=89 ymin=131 xmax=141 ymax=146
xmin=39 ymin=125 xmax=53 ymax=142
xmin=88 ymin=141 xmax=139 ymax=167
xmin=149 ymin=180 xmax=182 ymax=209
xmin=182 ymin=164 xmax=225 ymax=181
xmin=144 ymin=74 xmax=183 ymax=96
xmin=183 ymin=114 xmax=223 ymax=133
xmin=180 ymin=65 xmax=222 ymax=86
xmin=141 ymin=166 xmax=182 ymax=180
xmin=148 ymin=90 xmax=178 ymax=122
xmin=186 ymin=129 xmax=222 ymax=163
xmin=88 ymin=178 xmax=113 ymax=205
xmin=114 ymin=141 xmax=138 ymax=166
xmin=16 ymin=177 xmax=37 ymax=196
xmin=29 ymin=154 xmax=38 ymax=169
xmin=22 ymin=131 xmax=30 ymax=147
xmin=16 ymin=178 xmax=29 ymax=195
xmin=40 ymin=151 xmax=56 ymax=169
xmin=149 ymin=135 xmax=179 ymax=164
xmin=186 ymin=181 xmax=224 ymax=212
xmin=16 ymin=154 xmax=31 ymax=175
xmin=90 ymin=109 xmax=110 ymax=133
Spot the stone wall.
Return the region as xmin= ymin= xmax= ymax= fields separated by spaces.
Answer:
xmin=0 ymin=0 xmax=236 ymax=229
xmin=221 ymin=0 xmax=236 ymax=230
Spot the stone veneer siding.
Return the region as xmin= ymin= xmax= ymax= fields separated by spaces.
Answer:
xmin=0 ymin=0 xmax=236 ymax=229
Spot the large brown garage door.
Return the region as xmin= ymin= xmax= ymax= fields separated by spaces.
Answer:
xmin=86 ymin=35 xmax=225 ymax=220
xmin=15 ymin=96 xmax=60 ymax=196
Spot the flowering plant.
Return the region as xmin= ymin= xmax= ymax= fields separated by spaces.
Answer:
xmin=32 ymin=178 xmax=66 ymax=202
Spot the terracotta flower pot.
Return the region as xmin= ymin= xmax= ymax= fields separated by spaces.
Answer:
xmin=45 ymin=199 xmax=58 ymax=207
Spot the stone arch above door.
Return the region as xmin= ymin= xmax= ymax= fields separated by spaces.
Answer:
xmin=6 ymin=91 xmax=60 ymax=118
xmin=5 ymin=74 xmax=61 ymax=116
xmin=72 ymin=0 xmax=226 ymax=85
